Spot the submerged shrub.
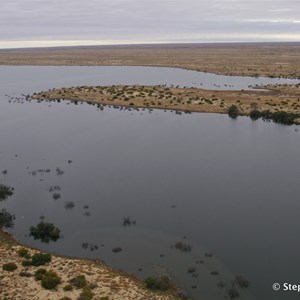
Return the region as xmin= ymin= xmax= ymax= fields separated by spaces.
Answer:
xmin=29 ymin=221 xmax=61 ymax=243
xmin=0 ymin=209 xmax=15 ymax=229
xmin=0 ymin=184 xmax=14 ymax=200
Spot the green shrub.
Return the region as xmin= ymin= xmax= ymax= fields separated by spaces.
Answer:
xmin=60 ymin=297 xmax=72 ymax=300
xmin=41 ymin=271 xmax=61 ymax=290
xmin=249 ymin=109 xmax=261 ymax=120
xmin=19 ymin=271 xmax=32 ymax=277
xmin=228 ymin=105 xmax=239 ymax=119
xmin=35 ymin=268 xmax=47 ymax=280
xmin=63 ymin=284 xmax=73 ymax=291
xmin=18 ymin=248 xmax=30 ymax=259
xmin=144 ymin=276 xmax=171 ymax=291
xmin=22 ymin=260 xmax=32 ymax=267
xmin=100 ymin=297 xmax=109 ymax=300
xmin=70 ymin=275 xmax=87 ymax=289
xmin=78 ymin=287 xmax=93 ymax=300
xmin=2 ymin=262 xmax=17 ymax=272
xmin=31 ymin=253 xmax=52 ymax=266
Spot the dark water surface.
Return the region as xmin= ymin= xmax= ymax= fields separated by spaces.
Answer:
xmin=0 ymin=66 xmax=300 ymax=300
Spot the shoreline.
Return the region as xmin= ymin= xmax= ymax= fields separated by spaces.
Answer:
xmin=0 ymin=229 xmax=183 ymax=300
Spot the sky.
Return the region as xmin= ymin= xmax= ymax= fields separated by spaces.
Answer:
xmin=0 ymin=0 xmax=299 ymax=49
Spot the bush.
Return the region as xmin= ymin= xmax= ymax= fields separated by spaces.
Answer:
xmin=41 ymin=271 xmax=61 ymax=290
xmin=2 ymin=262 xmax=17 ymax=272
xmin=60 ymin=298 xmax=72 ymax=300
xmin=35 ymin=268 xmax=47 ymax=280
xmin=228 ymin=105 xmax=239 ymax=119
xmin=63 ymin=284 xmax=73 ymax=291
xmin=0 ymin=184 xmax=14 ymax=200
xmin=144 ymin=276 xmax=171 ymax=291
xmin=18 ymin=248 xmax=30 ymax=259
xmin=249 ymin=109 xmax=261 ymax=120
xmin=19 ymin=271 xmax=32 ymax=277
xmin=78 ymin=287 xmax=94 ymax=300
xmin=100 ymin=297 xmax=109 ymax=300
xmin=29 ymin=221 xmax=61 ymax=243
xmin=70 ymin=275 xmax=87 ymax=289
xmin=31 ymin=253 xmax=52 ymax=266
xmin=0 ymin=209 xmax=15 ymax=229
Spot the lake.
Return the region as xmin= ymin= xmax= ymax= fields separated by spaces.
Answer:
xmin=0 ymin=66 xmax=300 ymax=300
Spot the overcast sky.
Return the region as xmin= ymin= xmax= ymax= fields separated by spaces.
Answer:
xmin=0 ymin=0 xmax=299 ymax=48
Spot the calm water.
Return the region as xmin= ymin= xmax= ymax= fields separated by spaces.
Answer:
xmin=0 ymin=66 xmax=300 ymax=300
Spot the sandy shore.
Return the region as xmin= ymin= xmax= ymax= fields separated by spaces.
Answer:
xmin=32 ymin=84 xmax=300 ymax=119
xmin=0 ymin=231 xmax=181 ymax=300
xmin=1 ymin=43 xmax=300 ymax=79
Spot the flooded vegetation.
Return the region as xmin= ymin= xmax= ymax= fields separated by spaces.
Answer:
xmin=1 ymin=66 xmax=300 ymax=299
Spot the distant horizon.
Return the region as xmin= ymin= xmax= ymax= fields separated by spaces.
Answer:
xmin=1 ymin=39 xmax=300 ymax=51
xmin=1 ymin=0 xmax=299 ymax=50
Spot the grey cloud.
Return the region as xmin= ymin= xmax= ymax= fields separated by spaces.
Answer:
xmin=0 ymin=0 xmax=299 ymax=45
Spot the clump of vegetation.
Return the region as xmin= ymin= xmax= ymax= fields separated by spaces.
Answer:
xmin=52 ymin=193 xmax=61 ymax=200
xmin=233 ymin=274 xmax=250 ymax=288
xmin=144 ymin=276 xmax=171 ymax=291
xmin=70 ymin=275 xmax=87 ymax=289
xmin=0 ymin=209 xmax=15 ymax=229
xmin=64 ymin=201 xmax=75 ymax=209
xmin=18 ymin=247 xmax=31 ymax=259
xmin=253 ymin=109 xmax=300 ymax=125
xmin=29 ymin=221 xmax=61 ymax=243
xmin=174 ymin=241 xmax=192 ymax=252
xmin=78 ymin=287 xmax=94 ymax=300
xmin=228 ymin=105 xmax=239 ymax=119
xmin=227 ymin=287 xmax=240 ymax=299
xmin=31 ymin=253 xmax=52 ymax=266
xmin=60 ymin=297 xmax=72 ymax=300
xmin=2 ymin=262 xmax=17 ymax=272
xmin=0 ymin=184 xmax=14 ymax=200
xmin=23 ymin=253 xmax=51 ymax=267
xmin=63 ymin=284 xmax=74 ymax=291
xmin=35 ymin=268 xmax=47 ymax=280
xmin=249 ymin=109 xmax=261 ymax=120
xmin=41 ymin=270 xmax=61 ymax=289
xmin=123 ymin=217 xmax=136 ymax=226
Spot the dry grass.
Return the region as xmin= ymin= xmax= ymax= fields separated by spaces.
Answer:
xmin=1 ymin=43 xmax=300 ymax=79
